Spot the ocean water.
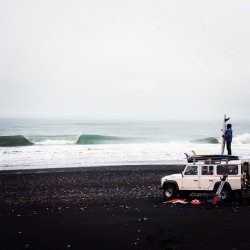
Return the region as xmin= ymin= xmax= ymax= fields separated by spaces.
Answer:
xmin=1 ymin=119 xmax=250 ymax=171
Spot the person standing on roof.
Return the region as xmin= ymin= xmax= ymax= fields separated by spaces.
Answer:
xmin=224 ymin=124 xmax=233 ymax=155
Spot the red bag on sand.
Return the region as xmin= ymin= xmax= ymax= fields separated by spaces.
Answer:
xmin=190 ymin=199 xmax=203 ymax=205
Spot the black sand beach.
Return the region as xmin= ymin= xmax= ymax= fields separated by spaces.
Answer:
xmin=1 ymin=165 xmax=250 ymax=250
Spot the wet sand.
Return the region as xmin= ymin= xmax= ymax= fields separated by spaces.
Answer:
xmin=1 ymin=165 xmax=250 ymax=250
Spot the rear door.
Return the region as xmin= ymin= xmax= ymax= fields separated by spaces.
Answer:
xmin=216 ymin=164 xmax=241 ymax=189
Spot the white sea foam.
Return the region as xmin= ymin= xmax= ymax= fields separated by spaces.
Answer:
xmin=0 ymin=140 xmax=247 ymax=171
xmin=233 ymin=133 xmax=250 ymax=144
xmin=1 ymin=119 xmax=250 ymax=170
xmin=33 ymin=139 xmax=76 ymax=145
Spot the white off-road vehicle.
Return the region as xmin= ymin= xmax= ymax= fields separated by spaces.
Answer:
xmin=160 ymin=155 xmax=250 ymax=201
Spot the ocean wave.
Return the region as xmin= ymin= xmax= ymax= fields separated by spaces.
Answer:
xmin=28 ymin=135 xmax=78 ymax=145
xmin=192 ymin=137 xmax=219 ymax=144
xmin=2 ymin=133 xmax=249 ymax=148
xmin=0 ymin=135 xmax=33 ymax=147
xmin=234 ymin=133 xmax=250 ymax=144
xmin=0 ymin=134 xmax=125 ymax=146
xmin=76 ymin=134 xmax=123 ymax=145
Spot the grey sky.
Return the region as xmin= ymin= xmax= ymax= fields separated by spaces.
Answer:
xmin=0 ymin=0 xmax=250 ymax=121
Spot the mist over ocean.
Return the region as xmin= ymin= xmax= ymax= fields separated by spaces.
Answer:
xmin=1 ymin=119 xmax=250 ymax=170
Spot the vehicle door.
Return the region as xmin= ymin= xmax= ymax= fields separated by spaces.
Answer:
xmin=198 ymin=165 xmax=215 ymax=190
xmin=182 ymin=165 xmax=199 ymax=189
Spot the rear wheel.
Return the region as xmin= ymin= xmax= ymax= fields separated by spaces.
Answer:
xmin=221 ymin=185 xmax=230 ymax=201
xmin=163 ymin=184 xmax=177 ymax=200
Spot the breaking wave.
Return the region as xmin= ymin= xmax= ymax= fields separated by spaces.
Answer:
xmin=1 ymin=133 xmax=249 ymax=148
xmin=28 ymin=135 xmax=78 ymax=145
xmin=0 ymin=134 xmax=125 ymax=146
xmin=234 ymin=133 xmax=250 ymax=144
xmin=0 ymin=135 xmax=33 ymax=147
xmin=192 ymin=137 xmax=219 ymax=144
xmin=76 ymin=134 xmax=123 ymax=144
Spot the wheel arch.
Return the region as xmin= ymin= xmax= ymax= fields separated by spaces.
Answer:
xmin=163 ymin=181 xmax=179 ymax=191
xmin=213 ymin=181 xmax=232 ymax=193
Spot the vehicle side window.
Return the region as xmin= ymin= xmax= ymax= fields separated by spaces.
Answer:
xmin=202 ymin=166 xmax=214 ymax=175
xmin=217 ymin=165 xmax=238 ymax=175
xmin=184 ymin=166 xmax=198 ymax=175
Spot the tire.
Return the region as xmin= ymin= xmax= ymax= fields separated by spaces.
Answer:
xmin=163 ymin=184 xmax=177 ymax=200
xmin=221 ymin=185 xmax=230 ymax=201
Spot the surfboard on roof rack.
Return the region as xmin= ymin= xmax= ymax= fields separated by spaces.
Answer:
xmin=192 ymin=154 xmax=239 ymax=159
xmin=191 ymin=154 xmax=239 ymax=163
xmin=184 ymin=153 xmax=239 ymax=163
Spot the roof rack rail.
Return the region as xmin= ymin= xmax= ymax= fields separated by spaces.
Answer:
xmin=187 ymin=155 xmax=239 ymax=164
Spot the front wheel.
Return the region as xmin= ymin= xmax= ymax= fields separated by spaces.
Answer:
xmin=163 ymin=184 xmax=177 ymax=200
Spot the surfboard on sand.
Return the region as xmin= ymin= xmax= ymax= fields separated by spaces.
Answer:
xmin=221 ymin=114 xmax=230 ymax=154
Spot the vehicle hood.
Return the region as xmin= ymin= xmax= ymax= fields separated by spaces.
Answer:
xmin=161 ymin=173 xmax=181 ymax=182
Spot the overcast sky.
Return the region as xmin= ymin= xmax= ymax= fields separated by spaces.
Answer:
xmin=0 ymin=0 xmax=250 ymax=121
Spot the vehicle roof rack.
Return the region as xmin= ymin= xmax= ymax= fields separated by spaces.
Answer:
xmin=188 ymin=155 xmax=239 ymax=164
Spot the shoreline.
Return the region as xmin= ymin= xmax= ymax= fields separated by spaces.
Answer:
xmin=0 ymin=164 xmax=185 ymax=174
xmin=1 ymin=164 xmax=250 ymax=249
